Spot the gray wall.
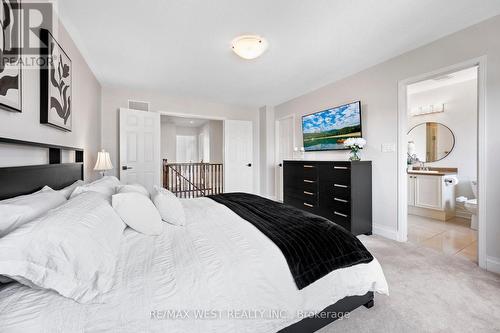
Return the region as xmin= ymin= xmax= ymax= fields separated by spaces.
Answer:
xmin=208 ymin=120 xmax=224 ymax=163
xmin=275 ymin=15 xmax=500 ymax=263
xmin=101 ymin=86 xmax=260 ymax=192
xmin=0 ymin=23 xmax=102 ymax=181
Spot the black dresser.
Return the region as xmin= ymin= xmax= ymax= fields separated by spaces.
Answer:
xmin=283 ymin=160 xmax=372 ymax=236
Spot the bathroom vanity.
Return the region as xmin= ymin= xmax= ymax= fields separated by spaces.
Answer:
xmin=407 ymin=167 xmax=458 ymax=220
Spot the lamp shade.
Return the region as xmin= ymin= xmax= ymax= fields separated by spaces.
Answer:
xmin=94 ymin=149 xmax=113 ymax=171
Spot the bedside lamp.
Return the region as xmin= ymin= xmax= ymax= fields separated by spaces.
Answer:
xmin=94 ymin=149 xmax=113 ymax=177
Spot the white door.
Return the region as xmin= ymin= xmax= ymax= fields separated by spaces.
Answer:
xmin=119 ymin=108 xmax=161 ymax=193
xmin=275 ymin=116 xmax=294 ymax=201
xmin=415 ymin=175 xmax=443 ymax=210
xmin=224 ymin=120 xmax=253 ymax=193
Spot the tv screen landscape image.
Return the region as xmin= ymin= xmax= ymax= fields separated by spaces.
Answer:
xmin=302 ymin=101 xmax=362 ymax=151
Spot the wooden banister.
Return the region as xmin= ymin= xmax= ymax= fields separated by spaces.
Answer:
xmin=163 ymin=160 xmax=223 ymax=198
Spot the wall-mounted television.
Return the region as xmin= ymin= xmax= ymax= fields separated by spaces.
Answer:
xmin=302 ymin=101 xmax=362 ymax=151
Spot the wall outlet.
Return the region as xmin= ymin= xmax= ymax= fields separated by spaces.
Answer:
xmin=381 ymin=143 xmax=396 ymax=152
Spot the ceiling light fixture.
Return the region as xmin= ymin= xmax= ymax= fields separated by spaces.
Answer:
xmin=231 ymin=35 xmax=268 ymax=60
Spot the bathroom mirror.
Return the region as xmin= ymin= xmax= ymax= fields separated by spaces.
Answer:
xmin=407 ymin=122 xmax=455 ymax=162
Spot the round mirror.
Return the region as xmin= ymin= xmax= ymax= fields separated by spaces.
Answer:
xmin=407 ymin=122 xmax=455 ymax=163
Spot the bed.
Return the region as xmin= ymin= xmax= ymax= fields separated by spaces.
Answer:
xmin=0 ymin=139 xmax=388 ymax=332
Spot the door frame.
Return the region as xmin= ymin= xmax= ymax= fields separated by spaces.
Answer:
xmin=156 ymin=110 xmax=227 ymax=121
xmin=274 ymin=114 xmax=296 ymax=201
xmin=155 ymin=109 xmax=227 ymax=169
xmin=397 ymin=56 xmax=487 ymax=269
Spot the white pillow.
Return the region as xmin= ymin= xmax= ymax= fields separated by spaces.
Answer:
xmin=0 ymin=191 xmax=125 ymax=303
xmin=58 ymin=180 xmax=84 ymax=199
xmin=70 ymin=176 xmax=121 ymax=199
xmin=116 ymin=184 xmax=150 ymax=197
xmin=112 ymin=193 xmax=163 ymax=235
xmin=151 ymin=186 xmax=186 ymax=226
xmin=0 ymin=186 xmax=67 ymax=237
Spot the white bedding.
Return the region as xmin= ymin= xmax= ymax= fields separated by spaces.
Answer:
xmin=0 ymin=197 xmax=388 ymax=333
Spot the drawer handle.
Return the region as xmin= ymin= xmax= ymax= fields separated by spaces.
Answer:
xmin=304 ymin=203 xmax=314 ymax=208
xmin=334 ymin=183 xmax=348 ymax=188
xmin=303 ymin=191 xmax=314 ymax=196
xmin=304 ymin=180 xmax=315 ymax=183
xmin=334 ymin=211 xmax=348 ymax=218
xmin=304 ymin=165 xmax=315 ymax=168
xmin=334 ymin=166 xmax=349 ymax=170
xmin=334 ymin=198 xmax=348 ymax=203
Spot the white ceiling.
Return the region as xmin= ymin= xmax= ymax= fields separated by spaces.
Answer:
xmin=407 ymin=66 xmax=478 ymax=95
xmin=59 ymin=0 xmax=500 ymax=107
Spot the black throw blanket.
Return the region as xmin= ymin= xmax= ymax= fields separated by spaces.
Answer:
xmin=208 ymin=193 xmax=373 ymax=290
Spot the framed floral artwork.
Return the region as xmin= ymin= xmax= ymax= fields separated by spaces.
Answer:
xmin=0 ymin=0 xmax=22 ymax=113
xmin=40 ymin=28 xmax=72 ymax=131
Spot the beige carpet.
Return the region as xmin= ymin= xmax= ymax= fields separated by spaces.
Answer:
xmin=319 ymin=235 xmax=500 ymax=333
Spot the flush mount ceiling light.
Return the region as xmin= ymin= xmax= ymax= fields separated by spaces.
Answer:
xmin=231 ymin=35 xmax=268 ymax=60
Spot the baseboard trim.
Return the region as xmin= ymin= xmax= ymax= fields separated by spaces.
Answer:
xmin=408 ymin=206 xmax=454 ymax=221
xmin=455 ymin=205 xmax=472 ymax=219
xmin=373 ymin=224 xmax=398 ymax=241
xmin=486 ymin=256 xmax=500 ymax=275
xmin=455 ymin=211 xmax=472 ymax=219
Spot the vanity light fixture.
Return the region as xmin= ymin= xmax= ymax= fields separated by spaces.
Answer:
xmin=231 ymin=35 xmax=268 ymax=60
xmin=410 ymin=104 xmax=445 ymax=117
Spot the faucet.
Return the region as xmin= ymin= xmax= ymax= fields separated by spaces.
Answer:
xmin=419 ymin=161 xmax=429 ymax=171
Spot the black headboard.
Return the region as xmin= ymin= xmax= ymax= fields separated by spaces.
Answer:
xmin=0 ymin=137 xmax=84 ymax=200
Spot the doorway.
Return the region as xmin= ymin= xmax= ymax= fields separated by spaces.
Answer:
xmin=397 ymin=59 xmax=487 ymax=268
xmin=161 ymin=115 xmax=224 ymax=198
xmin=159 ymin=113 xmax=254 ymax=197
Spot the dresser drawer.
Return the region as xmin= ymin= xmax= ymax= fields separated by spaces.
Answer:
xmin=302 ymin=189 xmax=317 ymax=201
xmin=332 ymin=197 xmax=351 ymax=214
xmin=283 ymin=194 xmax=301 ymax=207
xmin=319 ymin=162 xmax=351 ymax=183
xmin=290 ymin=186 xmax=319 ymax=204
xmin=302 ymin=163 xmax=318 ymax=179
xmin=329 ymin=211 xmax=351 ymax=231
xmin=284 ymin=189 xmax=306 ymax=201
xmin=331 ymin=183 xmax=350 ymax=200
xmin=283 ymin=162 xmax=304 ymax=188
xmin=302 ymin=179 xmax=318 ymax=193
xmin=284 ymin=195 xmax=318 ymax=212
xmin=301 ymin=201 xmax=317 ymax=212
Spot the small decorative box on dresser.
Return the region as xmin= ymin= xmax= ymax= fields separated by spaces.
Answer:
xmin=283 ymin=160 xmax=372 ymax=236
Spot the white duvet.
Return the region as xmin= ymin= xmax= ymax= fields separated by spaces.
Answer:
xmin=0 ymin=197 xmax=388 ymax=333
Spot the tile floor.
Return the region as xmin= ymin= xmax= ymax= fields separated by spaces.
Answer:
xmin=407 ymin=214 xmax=477 ymax=263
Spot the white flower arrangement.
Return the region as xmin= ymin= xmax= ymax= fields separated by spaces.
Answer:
xmin=343 ymin=138 xmax=367 ymax=149
xmin=343 ymin=138 xmax=366 ymax=161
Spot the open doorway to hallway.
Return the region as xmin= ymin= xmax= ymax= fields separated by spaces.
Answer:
xmin=404 ymin=66 xmax=479 ymax=264
xmin=161 ymin=115 xmax=224 ymax=198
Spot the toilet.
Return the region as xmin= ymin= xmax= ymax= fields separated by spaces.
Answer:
xmin=464 ymin=181 xmax=478 ymax=230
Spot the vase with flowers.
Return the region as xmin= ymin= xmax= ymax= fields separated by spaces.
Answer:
xmin=343 ymin=138 xmax=367 ymax=161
